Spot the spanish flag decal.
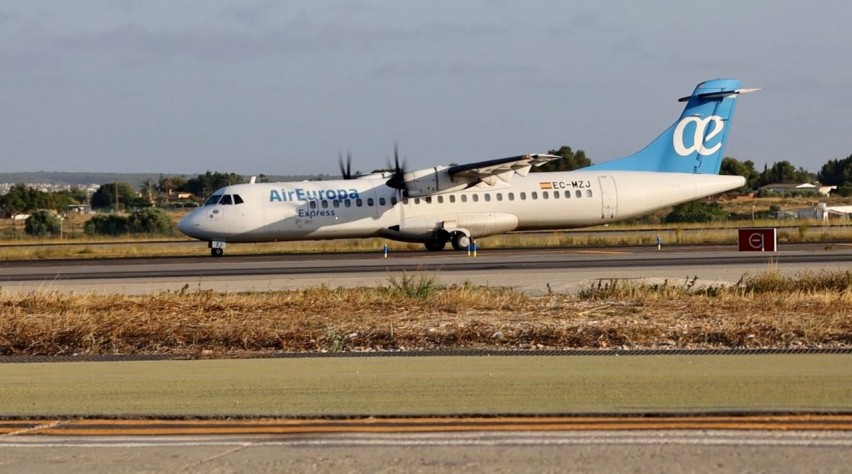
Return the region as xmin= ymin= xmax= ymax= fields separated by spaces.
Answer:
xmin=539 ymin=182 xmax=553 ymax=190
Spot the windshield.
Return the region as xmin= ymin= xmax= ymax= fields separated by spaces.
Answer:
xmin=204 ymin=194 xmax=223 ymax=206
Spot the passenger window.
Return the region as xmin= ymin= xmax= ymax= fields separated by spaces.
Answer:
xmin=204 ymin=195 xmax=222 ymax=206
xmin=461 ymin=195 xmax=467 ymax=203
xmin=553 ymin=191 xmax=560 ymax=199
xmin=565 ymin=190 xmax=571 ymax=199
xmin=415 ymin=198 xmax=421 ymax=205
xmin=402 ymin=198 xmax=408 ymax=205
xmin=437 ymin=196 xmax=444 ymax=204
xmin=425 ymin=197 xmax=432 ymax=204
xmin=367 ymin=198 xmax=374 ymax=206
xmin=532 ymin=192 xmax=538 ymax=199
xmin=586 ymin=190 xmax=593 ymax=197
xmin=310 ymin=201 xmax=318 ymax=209
xmin=220 ymin=195 xmax=233 ymax=205
xmin=496 ymin=193 xmax=503 ymax=201
xmin=356 ymin=198 xmax=363 ymax=207
xmin=333 ymin=200 xmax=340 ymax=208
xmin=508 ymin=192 xmax=514 ymax=201
xmin=484 ymin=194 xmax=491 ymax=202
xmin=576 ymin=190 xmax=582 ymax=198
xmin=345 ymin=200 xmax=352 ymax=208
xmin=472 ymin=195 xmax=479 ymax=202
xmin=520 ymin=192 xmax=526 ymax=200
xmin=379 ymin=197 xmax=386 ymax=206
xmin=321 ymin=200 xmax=329 ymax=209
xmin=542 ymin=191 xmax=549 ymax=200
xmin=449 ymin=195 xmax=456 ymax=203
xmin=233 ymin=194 xmax=244 ymax=204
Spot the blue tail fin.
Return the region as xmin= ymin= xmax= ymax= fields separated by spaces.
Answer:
xmin=587 ymin=78 xmax=756 ymax=174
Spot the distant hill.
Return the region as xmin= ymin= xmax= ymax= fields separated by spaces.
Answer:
xmin=0 ymin=172 xmax=336 ymax=188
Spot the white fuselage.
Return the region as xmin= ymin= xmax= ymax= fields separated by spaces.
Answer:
xmin=178 ymin=170 xmax=745 ymax=245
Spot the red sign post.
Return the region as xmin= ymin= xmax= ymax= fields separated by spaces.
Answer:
xmin=738 ymin=228 xmax=777 ymax=252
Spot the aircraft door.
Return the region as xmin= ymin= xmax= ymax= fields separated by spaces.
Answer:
xmin=598 ymin=176 xmax=618 ymax=219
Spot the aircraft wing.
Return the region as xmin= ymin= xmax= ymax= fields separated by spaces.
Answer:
xmin=446 ymin=153 xmax=561 ymax=185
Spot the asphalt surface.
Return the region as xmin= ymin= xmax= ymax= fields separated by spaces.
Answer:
xmin=2 ymin=430 xmax=850 ymax=473
xmin=1 ymin=242 xmax=850 ymax=295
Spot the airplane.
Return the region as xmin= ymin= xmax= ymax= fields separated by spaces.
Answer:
xmin=178 ymin=78 xmax=757 ymax=256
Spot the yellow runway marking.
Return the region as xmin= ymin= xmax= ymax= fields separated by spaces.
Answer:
xmin=2 ymin=415 xmax=850 ymax=437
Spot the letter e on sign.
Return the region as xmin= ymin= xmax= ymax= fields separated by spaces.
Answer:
xmin=738 ymin=228 xmax=777 ymax=252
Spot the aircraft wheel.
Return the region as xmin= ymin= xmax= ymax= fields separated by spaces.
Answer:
xmin=451 ymin=233 xmax=470 ymax=251
xmin=424 ymin=239 xmax=446 ymax=251
xmin=211 ymin=248 xmax=224 ymax=257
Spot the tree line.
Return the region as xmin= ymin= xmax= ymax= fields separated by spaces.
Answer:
xmin=0 ymin=171 xmax=246 ymax=215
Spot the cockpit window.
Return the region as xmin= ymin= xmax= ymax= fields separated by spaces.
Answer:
xmin=233 ymin=194 xmax=244 ymax=204
xmin=204 ymin=194 xmax=222 ymax=206
xmin=220 ymin=195 xmax=233 ymax=205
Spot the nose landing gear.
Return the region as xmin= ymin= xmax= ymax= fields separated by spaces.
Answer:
xmin=209 ymin=241 xmax=226 ymax=257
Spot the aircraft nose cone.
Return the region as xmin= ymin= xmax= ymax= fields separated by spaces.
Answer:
xmin=177 ymin=212 xmax=199 ymax=238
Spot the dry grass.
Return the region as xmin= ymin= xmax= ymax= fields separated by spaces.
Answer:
xmin=1 ymin=272 xmax=850 ymax=356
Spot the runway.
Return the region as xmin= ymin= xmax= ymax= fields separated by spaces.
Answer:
xmin=1 ymin=428 xmax=850 ymax=473
xmin=2 ymin=242 xmax=851 ymax=295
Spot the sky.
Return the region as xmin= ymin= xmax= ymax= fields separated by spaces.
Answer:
xmin=1 ymin=0 xmax=850 ymax=176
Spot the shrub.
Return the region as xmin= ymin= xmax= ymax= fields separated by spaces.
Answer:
xmin=84 ymin=214 xmax=129 ymax=236
xmin=127 ymin=208 xmax=176 ymax=235
xmin=665 ymin=201 xmax=728 ymax=224
xmin=24 ymin=210 xmax=61 ymax=237
xmin=85 ymin=209 xmax=176 ymax=236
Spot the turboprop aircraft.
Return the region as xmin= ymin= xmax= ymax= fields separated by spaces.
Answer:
xmin=178 ymin=78 xmax=756 ymax=256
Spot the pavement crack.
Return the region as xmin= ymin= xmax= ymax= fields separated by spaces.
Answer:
xmin=190 ymin=443 xmax=251 ymax=469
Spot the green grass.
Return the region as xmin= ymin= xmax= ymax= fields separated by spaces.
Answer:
xmin=0 ymin=355 xmax=848 ymax=417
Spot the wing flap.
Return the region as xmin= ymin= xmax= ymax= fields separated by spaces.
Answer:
xmin=447 ymin=153 xmax=560 ymax=184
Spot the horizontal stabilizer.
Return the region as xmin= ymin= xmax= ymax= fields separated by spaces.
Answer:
xmin=678 ymin=88 xmax=761 ymax=102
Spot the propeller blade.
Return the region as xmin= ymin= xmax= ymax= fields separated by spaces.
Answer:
xmin=346 ymin=151 xmax=353 ymax=179
xmin=386 ymin=143 xmax=407 ymax=192
xmin=338 ymin=150 xmax=354 ymax=179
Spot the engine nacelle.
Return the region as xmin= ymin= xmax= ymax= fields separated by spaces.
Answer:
xmin=403 ymin=166 xmax=469 ymax=198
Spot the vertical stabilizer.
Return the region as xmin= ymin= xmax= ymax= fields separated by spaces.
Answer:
xmin=587 ymin=79 xmax=757 ymax=174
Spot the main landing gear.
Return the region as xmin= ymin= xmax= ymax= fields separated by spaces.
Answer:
xmin=451 ymin=232 xmax=471 ymax=251
xmin=423 ymin=231 xmax=473 ymax=252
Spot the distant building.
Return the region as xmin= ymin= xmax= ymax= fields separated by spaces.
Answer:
xmin=760 ymin=183 xmax=836 ymax=196
xmin=783 ymin=203 xmax=852 ymax=221
xmin=67 ymin=204 xmax=92 ymax=214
